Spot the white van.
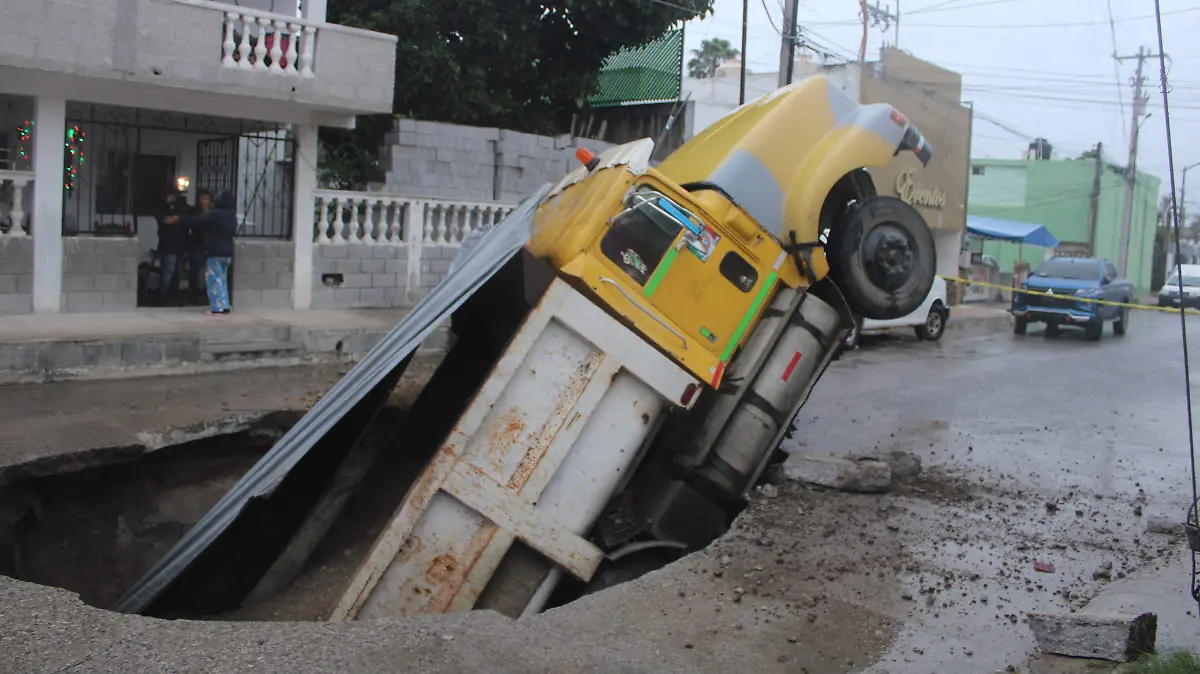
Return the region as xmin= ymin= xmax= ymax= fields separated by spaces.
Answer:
xmin=842 ymin=276 xmax=949 ymax=350
xmin=1158 ymin=264 xmax=1200 ymax=308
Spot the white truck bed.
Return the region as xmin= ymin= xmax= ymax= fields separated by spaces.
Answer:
xmin=331 ymin=278 xmax=699 ymax=620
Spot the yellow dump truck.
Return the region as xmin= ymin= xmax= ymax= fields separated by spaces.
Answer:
xmin=115 ymin=76 xmax=937 ymax=621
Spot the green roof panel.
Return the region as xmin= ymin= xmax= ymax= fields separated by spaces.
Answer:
xmin=590 ymin=29 xmax=683 ymax=108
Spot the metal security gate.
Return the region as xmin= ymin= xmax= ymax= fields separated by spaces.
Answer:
xmin=195 ymin=132 xmax=295 ymax=239
xmin=196 ymin=138 xmax=237 ymax=201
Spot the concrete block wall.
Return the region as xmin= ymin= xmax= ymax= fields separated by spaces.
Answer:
xmin=61 ymin=237 xmax=137 ymax=313
xmin=379 ymin=120 xmax=614 ymax=203
xmin=0 ymin=238 xmax=33 ymax=315
xmin=232 ymin=240 xmax=294 ymax=310
xmin=311 ymin=243 xmax=457 ymax=309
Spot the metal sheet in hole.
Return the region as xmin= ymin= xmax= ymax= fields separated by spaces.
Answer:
xmin=112 ymin=184 xmax=552 ymax=615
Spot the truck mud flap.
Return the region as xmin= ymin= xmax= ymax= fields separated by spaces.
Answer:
xmin=111 ymin=185 xmax=553 ymax=617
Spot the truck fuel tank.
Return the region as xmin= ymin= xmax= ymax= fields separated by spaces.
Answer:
xmin=667 ymin=286 xmax=846 ymax=504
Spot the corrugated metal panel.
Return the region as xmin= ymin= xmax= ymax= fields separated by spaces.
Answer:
xmin=589 ymin=30 xmax=683 ymax=108
xmin=112 ymin=184 xmax=553 ymax=616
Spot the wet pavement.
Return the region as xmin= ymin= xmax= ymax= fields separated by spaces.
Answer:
xmin=790 ymin=310 xmax=1200 ymax=671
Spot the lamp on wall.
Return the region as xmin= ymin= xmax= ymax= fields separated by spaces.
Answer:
xmin=176 ymin=176 xmax=190 ymax=193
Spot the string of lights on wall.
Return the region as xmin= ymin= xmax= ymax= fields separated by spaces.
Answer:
xmin=13 ymin=121 xmax=87 ymax=192
xmin=65 ymin=125 xmax=85 ymax=192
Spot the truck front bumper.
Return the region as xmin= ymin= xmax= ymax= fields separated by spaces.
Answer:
xmin=1011 ymin=305 xmax=1098 ymax=325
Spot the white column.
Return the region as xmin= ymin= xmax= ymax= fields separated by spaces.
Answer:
xmin=291 ymin=123 xmax=318 ymax=310
xmin=32 ymin=96 xmax=65 ymax=314
xmin=302 ymin=0 xmax=326 ymax=22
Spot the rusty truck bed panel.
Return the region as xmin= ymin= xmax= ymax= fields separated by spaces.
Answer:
xmin=331 ymin=279 xmax=699 ymax=621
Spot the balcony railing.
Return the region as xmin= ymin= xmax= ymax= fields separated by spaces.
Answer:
xmin=0 ymin=170 xmax=33 ymax=238
xmin=313 ymin=191 xmax=517 ymax=245
xmin=220 ymin=7 xmax=317 ymax=78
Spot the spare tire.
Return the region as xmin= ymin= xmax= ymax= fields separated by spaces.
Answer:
xmin=826 ymin=196 xmax=936 ymax=320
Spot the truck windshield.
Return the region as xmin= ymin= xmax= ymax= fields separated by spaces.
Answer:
xmin=1033 ymin=259 xmax=1101 ymax=281
xmin=599 ymin=199 xmax=682 ymax=286
xmin=1166 ymin=274 xmax=1200 ymax=287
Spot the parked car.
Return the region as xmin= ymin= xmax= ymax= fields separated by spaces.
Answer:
xmin=1012 ymin=257 xmax=1133 ymax=341
xmin=842 ymin=276 xmax=949 ymax=350
xmin=1157 ymin=264 xmax=1200 ymax=308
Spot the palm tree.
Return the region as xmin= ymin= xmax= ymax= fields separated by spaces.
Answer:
xmin=687 ymin=38 xmax=740 ymax=79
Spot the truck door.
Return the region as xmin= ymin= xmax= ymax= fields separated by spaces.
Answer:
xmin=598 ymin=187 xmax=767 ymax=362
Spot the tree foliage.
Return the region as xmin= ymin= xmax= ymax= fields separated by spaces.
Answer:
xmin=320 ymin=0 xmax=713 ymax=188
xmin=687 ymin=37 xmax=739 ymax=79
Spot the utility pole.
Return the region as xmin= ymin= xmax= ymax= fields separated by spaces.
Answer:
xmin=1114 ymin=46 xmax=1159 ymax=276
xmin=777 ymin=0 xmax=800 ymax=88
xmin=739 ymin=0 xmax=748 ymax=105
xmin=1088 ymin=142 xmax=1103 ymax=256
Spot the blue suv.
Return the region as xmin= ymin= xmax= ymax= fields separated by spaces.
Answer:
xmin=1012 ymin=257 xmax=1134 ymax=341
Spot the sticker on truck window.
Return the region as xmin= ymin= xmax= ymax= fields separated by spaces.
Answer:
xmin=621 ymin=249 xmax=648 ymax=276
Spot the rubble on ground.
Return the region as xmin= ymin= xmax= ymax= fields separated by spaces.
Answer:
xmin=1145 ymin=514 xmax=1184 ymax=535
xmin=1026 ymin=611 xmax=1157 ymax=662
xmin=782 ymin=453 xmax=891 ymax=493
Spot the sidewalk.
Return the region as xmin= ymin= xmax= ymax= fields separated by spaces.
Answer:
xmin=0 ymin=307 xmax=419 ymax=384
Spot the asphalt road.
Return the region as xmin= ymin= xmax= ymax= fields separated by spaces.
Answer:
xmin=1 ymin=309 xmax=1198 ymax=673
xmin=791 ymin=309 xmax=1200 ymax=671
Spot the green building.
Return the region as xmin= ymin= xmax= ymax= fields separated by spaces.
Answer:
xmin=968 ymin=157 xmax=1161 ymax=291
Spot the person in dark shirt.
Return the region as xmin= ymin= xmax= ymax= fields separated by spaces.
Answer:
xmin=167 ymin=190 xmax=236 ymax=315
xmin=186 ymin=189 xmax=213 ymax=305
xmin=155 ymin=192 xmax=188 ymax=305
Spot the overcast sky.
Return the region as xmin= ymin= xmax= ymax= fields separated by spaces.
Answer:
xmin=680 ymin=0 xmax=1200 ymax=203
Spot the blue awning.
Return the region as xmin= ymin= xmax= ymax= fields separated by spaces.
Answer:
xmin=967 ymin=215 xmax=1059 ymax=248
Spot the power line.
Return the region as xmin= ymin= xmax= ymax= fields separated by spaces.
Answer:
xmin=1104 ymin=0 xmax=1129 ymax=145
xmin=806 ymin=5 xmax=1200 ymax=28
xmin=902 ymin=6 xmax=1200 ymax=29
xmin=1148 ymin=0 xmax=1198 ymax=608
xmin=902 ymin=0 xmax=967 ymax=13
xmin=760 ymin=0 xmax=783 ymax=34
xmin=906 ymin=0 xmax=1024 ymax=15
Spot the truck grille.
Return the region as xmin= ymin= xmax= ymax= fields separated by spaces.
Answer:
xmin=1020 ymin=290 xmax=1077 ymax=310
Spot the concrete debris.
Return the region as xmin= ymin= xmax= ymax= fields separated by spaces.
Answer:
xmin=884 ymin=451 xmax=923 ymax=478
xmin=781 ymin=453 xmax=891 ymax=493
xmin=1026 ymin=611 xmax=1157 ymax=662
xmin=1145 ymin=515 xmax=1184 ymax=535
xmin=758 ymin=484 xmax=779 ymax=498
xmin=762 ymin=464 xmax=788 ymax=485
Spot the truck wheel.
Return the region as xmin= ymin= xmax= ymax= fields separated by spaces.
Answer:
xmin=1014 ymin=317 xmax=1027 ymax=335
xmin=1044 ymin=323 xmax=1060 ymax=338
xmin=915 ymin=306 xmax=947 ymax=341
xmin=827 ymin=196 xmax=936 ymax=321
xmin=1086 ymin=319 xmax=1104 ymax=342
xmin=1114 ymin=307 xmax=1129 ymax=336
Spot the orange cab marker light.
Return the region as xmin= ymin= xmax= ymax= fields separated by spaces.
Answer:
xmin=890 ymin=109 xmax=908 ymax=127
xmin=575 ymin=147 xmax=600 ymax=171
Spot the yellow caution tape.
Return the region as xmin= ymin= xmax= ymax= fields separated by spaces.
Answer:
xmin=937 ymin=275 xmax=1200 ymax=316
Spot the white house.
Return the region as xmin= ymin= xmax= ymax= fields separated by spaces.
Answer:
xmin=0 ymin=0 xmax=398 ymax=314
